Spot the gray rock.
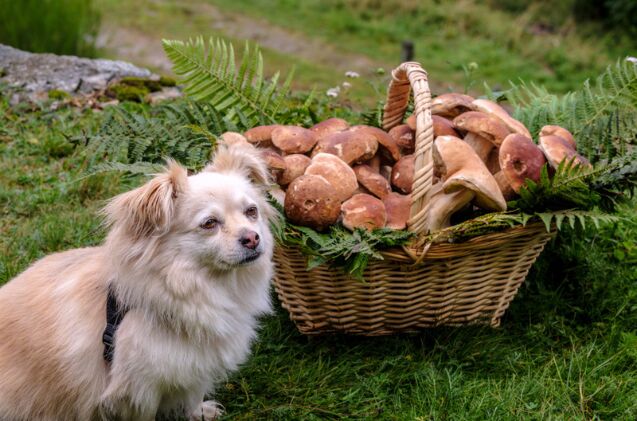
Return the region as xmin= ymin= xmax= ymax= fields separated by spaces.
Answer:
xmin=0 ymin=43 xmax=155 ymax=96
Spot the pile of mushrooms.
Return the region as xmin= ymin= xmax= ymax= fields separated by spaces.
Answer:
xmin=220 ymin=94 xmax=589 ymax=233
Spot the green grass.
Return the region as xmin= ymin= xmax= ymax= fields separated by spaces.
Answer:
xmin=1 ymin=92 xmax=636 ymax=419
xmin=0 ymin=0 xmax=100 ymax=57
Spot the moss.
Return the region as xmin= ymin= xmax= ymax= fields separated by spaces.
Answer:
xmin=119 ymin=76 xmax=162 ymax=92
xmin=159 ymin=76 xmax=177 ymax=87
xmin=48 ymin=89 xmax=71 ymax=100
xmin=106 ymin=84 xmax=150 ymax=103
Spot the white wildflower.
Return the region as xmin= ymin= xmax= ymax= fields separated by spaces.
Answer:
xmin=626 ymin=57 xmax=637 ymax=64
xmin=345 ymin=71 xmax=360 ymax=78
xmin=326 ymin=87 xmax=340 ymax=98
xmin=342 ymin=81 xmax=352 ymax=89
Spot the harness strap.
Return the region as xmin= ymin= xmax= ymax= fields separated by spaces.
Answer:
xmin=103 ymin=285 xmax=128 ymax=364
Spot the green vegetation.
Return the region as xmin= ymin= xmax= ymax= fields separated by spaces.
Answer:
xmin=0 ymin=0 xmax=100 ymax=57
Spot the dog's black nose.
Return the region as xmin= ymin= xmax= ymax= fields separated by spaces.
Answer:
xmin=239 ymin=231 xmax=260 ymax=250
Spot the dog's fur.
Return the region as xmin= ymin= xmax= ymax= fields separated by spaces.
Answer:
xmin=0 ymin=145 xmax=275 ymax=420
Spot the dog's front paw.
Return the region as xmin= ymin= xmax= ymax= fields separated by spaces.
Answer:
xmin=190 ymin=400 xmax=224 ymax=420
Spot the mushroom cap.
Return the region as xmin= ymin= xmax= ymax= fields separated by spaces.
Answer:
xmin=310 ymin=117 xmax=349 ymax=141
xmin=271 ymin=125 xmax=318 ymax=154
xmin=434 ymin=135 xmax=506 ymax=211
xmin=453 ymin=111 xmax=510 ymax=147
xmin=539 ymin=134 xmax=591 ymax=169
xmin=341 ymin=193 xmax=387 ymax=231
xmin=391 ymin=154 xmax=415 ymax=194
xmin=388 ymin=124 xmax=415 ymax=154
xmin=244 ymin=124 xmax=282 ymax=147
xmin=220 ymin=131 xmax=251 ymax=147
xmin=432 ymin=115 xmax=460 ymax=138
xmin=424 ymin=182 xmax=475 ymax=232
xmin=471 ymin=99 xmax=531 ymax=138
xmin=312 ymin=128 xmax=378 ymax=165
xmin=540 ymin=125 xmax=576 ymax=149
xmin=351 ymin=125 xmax=401 ymax=162
xmin=305 ymin=153 xmax=358 ymax=202
xmin=278 ymin=154 xmax=311 ymax=186
xmin=431 ymin=93 xmax=475 ymax=119
xmin=284 ymin=174 xmax=341 ymax=230
xmin=383 ymin=192 xmax=411 ymax=230
xmin=499 ymin=134 xmax=547 ymax=193
xmin=261 ymin=149 xmax=286 ymax=179
xmin=353 ymin=164 xmax=392 ymax=199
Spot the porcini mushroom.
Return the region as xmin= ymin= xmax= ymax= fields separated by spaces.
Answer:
xmin=351 ymin=125 xmax=401 ymax=162
xmin=453 ymin=111 xmax=510 ymax=162
xmin=434 ymin=135 xmax=506 ymax=211
xmin=310 ymin=118 xmax=349 ymax=141
xmin=471 ymin=99 xmax=531 ymax=138
xmin=353 ymin=164 xmax=392 ymax=199
xmin=539 ymin=125 xmax=576 ymax=149
xmin=278 ymin=154 xmax=311 ymax=186
xmin=383 ymin=192 xmax=411 ymax=230
xmin=284 ymin=174 xmax=341 ymax=230
xmin=391 ymin=154 xmax=415 ymax=194
xmin=261 ymin=149 xmax=286 ymax=180
xmin=539 ymin=134 xmax=591 ymax=170
xmin=432 ymin=115 xmax=460 ymax=138
xmin=312 ymin=129 xmax=378 ymax=165
xmin=388 ymin=124 xmax=415 ymax=155
xmin=244 ymin=124 xmax=281 ymax=147
xmin=499 ymin=134 xmax=547 ymax=192
xmin=423 ymin=182 xmax=475 ymax=232
xmin=431 ymin=93 xmax=475 ymax=119
xmin=305 ymin=153 xmax=358 ymax=202
xmin=220 ymin=132 xmax=251 ymax=147
xmin=341 ymin=193 xmax=387 ymax=231
xmin=271 ymin=125 xmax=317 ymax=154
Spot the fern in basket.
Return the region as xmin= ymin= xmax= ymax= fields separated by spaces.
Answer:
xmin=162 ymin=37 xmax=294 ymax=127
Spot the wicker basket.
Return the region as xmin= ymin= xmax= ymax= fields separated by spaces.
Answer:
xmin=272 ymin=62 xmax=555 ymax=335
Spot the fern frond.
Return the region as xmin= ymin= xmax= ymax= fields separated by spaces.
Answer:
xmin=508 ymin=59 xmax=637 ymax=162
xmin=162 ymin=37 xmax=294 ymax=127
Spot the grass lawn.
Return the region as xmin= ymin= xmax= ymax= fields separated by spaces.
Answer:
xmin=1 ymin=92 xmax=636 ymax=419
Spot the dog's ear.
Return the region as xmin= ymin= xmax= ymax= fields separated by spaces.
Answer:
xmin=204 ymin=144 xmax=270 ymax=187
xmin=104 ymin=159 xmax=188 ymax=239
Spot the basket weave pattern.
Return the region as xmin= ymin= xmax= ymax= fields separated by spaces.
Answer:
xmin=272 ymin=62 xmax=554 ymax=335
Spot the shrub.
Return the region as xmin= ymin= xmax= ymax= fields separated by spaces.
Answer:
xmin=0 ymin=0 xmax=100 ymax=57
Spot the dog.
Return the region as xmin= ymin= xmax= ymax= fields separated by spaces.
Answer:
xmin=0 ymin=144 xmax=276 ymax=420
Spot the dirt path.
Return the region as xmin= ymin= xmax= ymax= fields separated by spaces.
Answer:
xmin=98 ymin=1 xmax=381 ymax=76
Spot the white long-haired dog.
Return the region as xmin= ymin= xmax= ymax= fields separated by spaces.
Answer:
xmin=0 ymin=144 xmax=275 ymax=420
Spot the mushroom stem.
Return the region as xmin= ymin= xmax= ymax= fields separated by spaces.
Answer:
xmin=463 ymin=132 xmax=493 ymax=162
xmin=424 ymin=183 xmax=475 ymax=232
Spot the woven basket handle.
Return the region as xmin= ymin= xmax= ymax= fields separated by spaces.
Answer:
xmin=382 ymin=62 xmax=433 ymax=234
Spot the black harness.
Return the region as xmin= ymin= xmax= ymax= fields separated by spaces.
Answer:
xmin=102 ymin=285 xmax=128 ymax=364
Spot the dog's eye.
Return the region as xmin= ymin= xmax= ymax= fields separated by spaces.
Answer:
xmin=245 ymin=206 xmax=258 ymax=219
xmin=200 ymin=218 xmax=218 ymax=230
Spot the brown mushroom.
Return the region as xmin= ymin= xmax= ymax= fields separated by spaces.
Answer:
xmin=423 ymin=182 xmax=475 ymax=232
xmin=434 ymin=135 xmax=506 ymax=211
xmin=312 ymin=129 xmax=378 ymax=165
xmin=471 ymin=99 xmax=531 ymax=138
xmin=367 ymin=154 xmax=382 ymax=172
xmin=278 ymin=154 xmax=311 ymax=186
xmin=406 ymin=114 xmax=417 ymax=130
xmin=539 ymin=125 xmax=576 ymax=149
xmin=383 ymin=192 xmax=411 ymax=230
xmin=244 ymin=124 xmax=281 ymax=147
xmin=271 ymin=126 xmax=317 ymax=154
xmin=261 ymin=149 xmax=286 ymax=180
xmin=486 ymin=147 xmax=501 ymax=174
xmin=391 ymin=154 xmax=415 ymax=194
xmin=353 ymin=164 xmax=392 ymax=200
xmin=341 ymin=193 xmax=387 ymax=231
xmin=431 ymin=93 xmax=475 ymax=119
xmin=284 ymin=175 xmax=341 ymax=230
xmin=453 ymin=111 xmax=511 ymax=162
xmin=305 ymin=153 xmax=358 ymax=202
xmin=220 ymin=132 xmax=250 ymax=147
xmin=380 ymin=165 xmax=393 ymax=182
xmin=310 ymin=118 xmax=349 ymax=141
xmin=539 ymin=134 xmax=591 ymax=169
xmin=494 ymin=171 xmax=516 ymax=201
xmin=388 ymin=124 xmax=415 ymax=155
xmin=499 ymin=134 xmax=547 ymax=193
xmin=432 ymin=115 xmax=460 ymax=138
xmin=351 ymin=125 xmax=401 ymax=162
